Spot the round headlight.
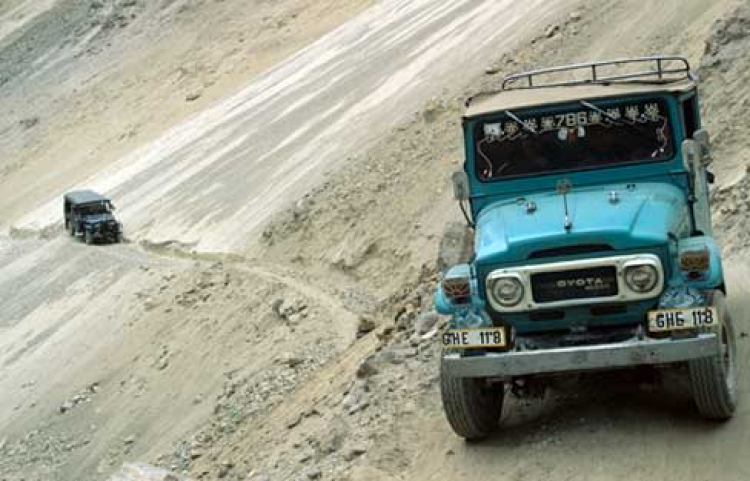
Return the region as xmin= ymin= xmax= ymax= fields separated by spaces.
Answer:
xmin=490 ymin=276 xmax=524 ymax=307
xmin=624 ymin=264 xmax=659 ymax=293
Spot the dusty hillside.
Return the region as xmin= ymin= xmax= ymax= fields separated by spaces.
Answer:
xmin=702 ymin=10 xmax=750 ymax=254
xmin=0 ymin=0 xmax=375 ymax=224
xmin=1 ymin=0 xmax=750 ymax=481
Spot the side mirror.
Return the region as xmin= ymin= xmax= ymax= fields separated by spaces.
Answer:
xmin=693 ymin=129 xmax=712 ymax=165
xmin=452 ymin=171 xmax=470 ymax=201
xmin=681 ymin=139 xmax=699 ymax=174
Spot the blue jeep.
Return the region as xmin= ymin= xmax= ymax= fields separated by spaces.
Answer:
xmin=64 ymin=190 xmax=123 ymax=244
xmin=436 ymin=57 xmax=738 ymax=440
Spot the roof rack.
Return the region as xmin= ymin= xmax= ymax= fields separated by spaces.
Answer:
xmin=501 ymin=56 xmax=694 ymax=91
xmin=64 ymin=190 xmax=110 ymax=204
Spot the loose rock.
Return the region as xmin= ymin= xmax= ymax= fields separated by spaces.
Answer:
xmin=355 ymin=356 xmax=378 ymax=379
xmin=305 ymin=467 xmax=322 ymax=480
xmin=344 ymin=444 xmax=367 ymax=461
xmin=357 ymin=315 xmax=378 ymax=336
xmin=343 ymin=381 xmax=369 ymax=414
xmin=415 ymin=311 xmax=439 ymax=335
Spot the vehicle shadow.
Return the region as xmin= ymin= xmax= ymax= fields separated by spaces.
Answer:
xmin=483 ymin=367 xmax=729 ymax=446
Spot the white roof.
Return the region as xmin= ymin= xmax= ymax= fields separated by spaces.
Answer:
xmin=465 ymin=79 xmax=696 ymax=118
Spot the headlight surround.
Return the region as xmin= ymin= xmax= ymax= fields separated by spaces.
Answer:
xmin=488 ymin=276 xmax=525 ymax=307
xmin=624 ymin=264 xmax=659 ymax=293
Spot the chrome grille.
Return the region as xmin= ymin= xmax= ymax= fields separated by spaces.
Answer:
xmin=531 ymin=266 xmax=618 ymax=303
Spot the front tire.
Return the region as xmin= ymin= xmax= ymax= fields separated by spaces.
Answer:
xmin=689 ymin=290 xmax=739 ymax=420
xmin=67 ymin=221 xmax=75 ymax=237
xmin=440 ymin=356 xmax=504 ymax=440
xmin=85 ymin=230 xmax=93 ymax=245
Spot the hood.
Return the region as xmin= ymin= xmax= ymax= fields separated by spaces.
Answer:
xmin=475 ymin=182 xmax=689 ymax=265
xmin=83 ymin=213 xmax=116 ymax=224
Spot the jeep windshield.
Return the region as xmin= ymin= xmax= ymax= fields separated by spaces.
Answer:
xmin=474 ymin=98 xmax=674 ymax=181
xmin=77 ymin=202 xmax=111 ymax=216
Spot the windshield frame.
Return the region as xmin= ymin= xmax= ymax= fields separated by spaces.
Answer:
xmin=469 ymin=95 xmax=678 ymax=183
xmin=75 ymin=201 xmax=112 ymax=216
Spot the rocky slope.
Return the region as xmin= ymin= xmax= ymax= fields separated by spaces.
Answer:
xmin=702 ymin=7 xmax=750 ymax=254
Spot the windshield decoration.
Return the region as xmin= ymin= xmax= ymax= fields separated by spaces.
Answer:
xmin=476 ymin=99 xmax=674 ymax=181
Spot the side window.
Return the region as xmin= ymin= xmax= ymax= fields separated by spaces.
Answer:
xmin=682 ymin=97 xmax=697 ymax=139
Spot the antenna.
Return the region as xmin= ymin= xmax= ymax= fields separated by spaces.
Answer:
xmin=557 ymin=179 xmax=573 ymax=231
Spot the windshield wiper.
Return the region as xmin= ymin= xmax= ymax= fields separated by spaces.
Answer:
xmin=504 ymin=109 xmax=537 ymax=135
xmin=579 ymin=100 xmax=618 ymax=123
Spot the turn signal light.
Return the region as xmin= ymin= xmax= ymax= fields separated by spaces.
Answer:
xmin=443 ymin=278 xmax=470 ymax=304
xmin=680 ymin=248 xmax=710 ymax=273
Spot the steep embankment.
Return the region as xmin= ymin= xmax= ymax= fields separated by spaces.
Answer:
xmin=703 ymin=10 xmax=750 ymax=254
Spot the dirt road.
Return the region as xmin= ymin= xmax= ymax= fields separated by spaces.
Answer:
xmin=0 ymin=238 xmax=187 ymax=429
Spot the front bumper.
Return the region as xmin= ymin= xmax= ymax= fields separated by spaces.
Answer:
xmin=87 ymin=225 xmax=119 ymax=238
xmin=442 ymin=333 xmax=721 ymax=378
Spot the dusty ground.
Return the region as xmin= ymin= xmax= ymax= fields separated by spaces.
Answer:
xmin=1 ymin=0 xmax=750 ymax=480
xmin=0 ymin=0 xmax=377 ymax=228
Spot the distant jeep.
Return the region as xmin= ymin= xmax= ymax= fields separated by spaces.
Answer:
xmin=436 ymin=57 xmax=738 ymax=440
xmin=64 ymin=190 xmax=123 ymax=244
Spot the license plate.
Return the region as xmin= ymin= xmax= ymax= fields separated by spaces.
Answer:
xmin=441 ymin=328 xmax=507 ymax=349
xmin=647 ymin=307 xmax=719 ymax=333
